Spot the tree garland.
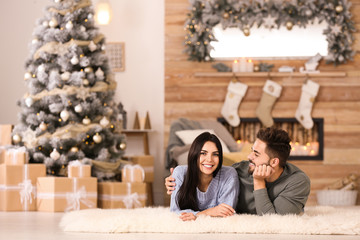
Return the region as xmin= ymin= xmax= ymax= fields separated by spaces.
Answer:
xmin=184 ymin=0 xmax=356 ymax=65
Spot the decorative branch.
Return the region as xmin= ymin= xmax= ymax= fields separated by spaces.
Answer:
xmin=184 ymin=0 xmax=356 ymax=65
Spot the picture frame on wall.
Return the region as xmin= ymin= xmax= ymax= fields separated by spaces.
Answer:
xmin=106 ymin=42 xmax=125 ymax=72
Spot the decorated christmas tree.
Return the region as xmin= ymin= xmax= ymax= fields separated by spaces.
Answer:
xmin=11 ymin=0 xmax=126 ymax=180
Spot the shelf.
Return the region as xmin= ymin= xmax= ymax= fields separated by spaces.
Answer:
xmin=122 ymin=129 xmax=154 ymax=155
xmin=194 ymin=72 xmax=346 ymax=78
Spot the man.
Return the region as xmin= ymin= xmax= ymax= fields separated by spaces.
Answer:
xmin=165 ymin=127 xmax=310 ymax=215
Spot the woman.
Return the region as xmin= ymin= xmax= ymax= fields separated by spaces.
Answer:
xmin=170 ymin=132 xmax=239 ymax=221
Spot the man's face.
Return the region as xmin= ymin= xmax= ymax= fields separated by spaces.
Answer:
xmin=247 ymin=139 xmax=271 ymax=174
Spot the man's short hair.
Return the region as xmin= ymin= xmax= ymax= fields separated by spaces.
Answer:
xmin=256 ymin=127 xmax=291 ymax=168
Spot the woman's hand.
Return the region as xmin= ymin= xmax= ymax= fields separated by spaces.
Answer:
xmin=179 ymin=212 xmax=197 ymax=221
xmin=198 ymin=203 xmax=236 ymax=217
xmin=165 ymin=168 xmax=175 ymax=195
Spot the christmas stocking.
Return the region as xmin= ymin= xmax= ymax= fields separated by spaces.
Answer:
xmin=221 ymin=81 xmax=248 ymax=127
xmin=295 ymin=79 xmax=320 ymax=129
xmin=256 ymin=80 xmax=282 ymax=127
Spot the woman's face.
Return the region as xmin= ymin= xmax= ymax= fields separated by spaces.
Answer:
xmin=198 ymin=141 xmax=220 ymax=176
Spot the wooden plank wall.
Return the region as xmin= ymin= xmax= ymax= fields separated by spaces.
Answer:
xmin=165 ymin=0 xmax=360 ymax=206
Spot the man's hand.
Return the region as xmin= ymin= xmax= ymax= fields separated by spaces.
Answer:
xmin=197 ymin=203 xmax=235 ymax=217
xmin=179 ymin=212 xmax=197 ymax=221
xmin=253 ymin=164 xmax=274 ymax=190
xmin=165 ymin=168 xmax=175 ymax=195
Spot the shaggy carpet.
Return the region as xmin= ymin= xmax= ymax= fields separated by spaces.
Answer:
xmin=60 ymin=206 xmax=360 ymax=235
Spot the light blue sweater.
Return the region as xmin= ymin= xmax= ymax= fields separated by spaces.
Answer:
xmin=170 ymin=165 xmax=239 ymax=215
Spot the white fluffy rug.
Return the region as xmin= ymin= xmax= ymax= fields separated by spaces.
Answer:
xmin=60 ymin=206 xmax=360 ymax=235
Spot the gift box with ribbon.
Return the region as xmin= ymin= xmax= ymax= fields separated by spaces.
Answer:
xmin=0 ymin=163 xmax=46 ymax=211
xmin=121 ymin=164 xmax=145 ymax=183
xmin=67 ymin=160 xmax=91 ymax=178
xmin=98 ymin=182 xmax=147 ymax=209
xmin=36 ymin=177 xmax=97 ymax=212
xmin=0 ymin=124 xmax=12 ymax=146
xmin=126 ymin=155 xmax=154 ymax=182
xmin=4 ymin=146 xmax=28 ymax=165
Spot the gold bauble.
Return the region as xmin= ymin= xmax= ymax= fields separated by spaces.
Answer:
xmin=12 ymin=134 xmax=21 ymax=144
xmin=93 ymin=133 xmax=102 ymax=143
xmin=335 ymin=5 xmax=343 ymax=13
xmin=243 ymin=28 xmax=250 ymax=36
xmin=223 ymin=12 xmax=230 ymax=19
xmin=286 ymin=21 xmax=293 ymax=30
xmin=70 ymin=147 xmax=79 ymax=153
xmin=119 ymin=142 xmax=126 ymax=150
xmin=39 ymin=122 xmax=48 ymax=131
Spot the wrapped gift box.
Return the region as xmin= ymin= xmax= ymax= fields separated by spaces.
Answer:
xmin=98 ymin=182 xmax=148 ymax=209
xmin=4 ymin=146 xmax=28 ymax=165
xmin=0 ymin=164 xmax=46 ymax=211
xmin=37 ymin=177 xmax=97 ymax=212
xmin=128 ymin=155 xmax=154 ymax=182
xmin=67 ymin=160 xmax=91 ymax=178
xmin=0 ymin=146 xmax=6 ymax=164
xmin=0 ymin=124 xmax=12 ymax=146
xmin=121 ymin=164 xmax=145 ymax=183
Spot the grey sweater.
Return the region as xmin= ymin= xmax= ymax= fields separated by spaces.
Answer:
xmin=170 ymin=166 xmax=239 ymax=215
xmin=232 ymin=161 xmax=310 ymax=215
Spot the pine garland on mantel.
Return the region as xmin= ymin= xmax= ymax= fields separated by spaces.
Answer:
xmin=184 ymin=0 xmax=356 ymax=65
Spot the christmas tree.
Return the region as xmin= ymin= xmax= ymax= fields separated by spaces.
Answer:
xmin=12 ymin=0 xmax=126 ymax=181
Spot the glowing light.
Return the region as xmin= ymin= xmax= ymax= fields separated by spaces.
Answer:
xmin=95 ymin=0 xmax=112 ymax=25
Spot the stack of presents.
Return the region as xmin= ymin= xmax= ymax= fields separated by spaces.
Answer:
xmin=0 ymin=125 xmax=154 ymax=212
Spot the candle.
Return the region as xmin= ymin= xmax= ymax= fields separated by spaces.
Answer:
xmin=247 ymin=59 xmax=254 ymax=72
xmin=232 ymin=60 xmax=239 ymax=72
xmin=239 ymin=58 xmax=247 ymax=72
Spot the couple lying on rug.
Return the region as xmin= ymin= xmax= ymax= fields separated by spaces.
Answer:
xmin=165 ymin=127 xmax=311 ymax=221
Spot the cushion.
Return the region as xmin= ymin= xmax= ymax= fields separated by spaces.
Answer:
xmin=175 ymin=129 xmax=230 ymax=153
xmin=223 ymin=142 xmax=252 ymax=166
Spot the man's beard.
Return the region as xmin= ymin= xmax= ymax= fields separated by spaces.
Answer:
xmin=247 ymin=159 xmax=271 ymax=174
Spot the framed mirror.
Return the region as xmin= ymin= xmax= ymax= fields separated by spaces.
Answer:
xmin=184 ymin=0 xmax=355 ymax=65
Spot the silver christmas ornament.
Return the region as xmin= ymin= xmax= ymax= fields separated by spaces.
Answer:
xmin=71 ymin=56 xmax=79 ymax=65
xmin=80 ymin=26 xmax=86 ymax=32
xmin=25 ymin=97 xmax=34 ymax=107
xmin=61 ymin=71 xmax=71 ymax=81
xmin=32 ymin=38 xmax=39 ymax=44
xmin=74 ymin=104 xmax=83 ymax=113
xmin=100 ymin=116 xmax=110 ymax=127
xmin=82 ymin=79 xmax=89 ymax=86
xmin=82 ymin=117 xmax=91 ymax=125
xmin=84 ymin=67 xmax=93 ymax=73
xmin=119 ymin=143 xmax=126 ymax=150
xmin=39 ymin=122 xmax=48 ymax=131
xmin=65 ymin=21 xmax=73 ymax=30
xmin=60 ymin=110 xmax=70 ymax=121
xmin=88 ymin=41 xmax=97 ymax=52
xmin=24 ymin=72 xmax=32 ymax=80
xmin=95 ymin=68 xmax=104 ymax=80
xmin=93 ymin=133 xmax=102 ymax=143
xmin=49 ymin=18 xmax=58 ymax=28
xmin=50 ymin=148 xmax=60 ymax=160
xmin=12 ymin=134 xmax=21 ymax=144
xmin=70 ymin=146 xmax=79 ymax=153
xmin=42 ymin=21 xmax=49 ymax=27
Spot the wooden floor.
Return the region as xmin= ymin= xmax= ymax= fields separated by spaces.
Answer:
xmin=0 ymin=211 xmax=359 ymax=240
